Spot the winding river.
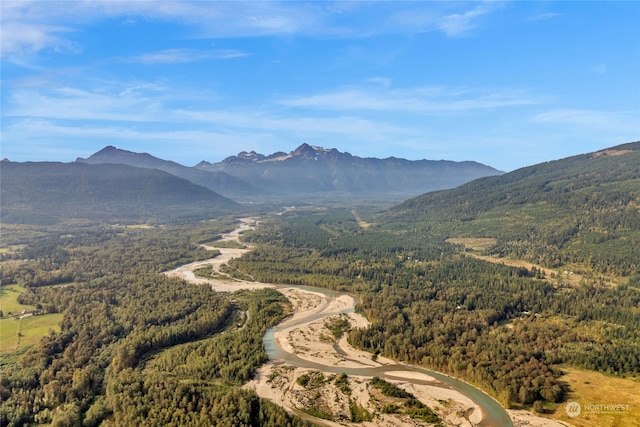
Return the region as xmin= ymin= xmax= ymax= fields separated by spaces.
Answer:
xmin=262 ymin=287 xmax=513 ymax=427
xmin=167 ymin=218 xmax=514 ymax=427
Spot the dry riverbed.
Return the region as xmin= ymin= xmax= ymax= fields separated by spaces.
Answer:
xmin=167 ymin=218 xmax=570 ymax=427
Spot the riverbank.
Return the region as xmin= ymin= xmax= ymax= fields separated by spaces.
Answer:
xmin=165 ymin=218 xmax=273 ymax=291
xmin=250 ymin=285 xmax=483 ymax=426
xmin=169 ymin=217 xmax=569 ymax=427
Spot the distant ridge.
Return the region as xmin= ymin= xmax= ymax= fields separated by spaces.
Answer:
xmin=77 ymin=146 xmax=259 ymax=198
xmin=196 ymin=143 xmax=502 ymax=199
xmin=1 ymin=160 xmax=240 ymax=225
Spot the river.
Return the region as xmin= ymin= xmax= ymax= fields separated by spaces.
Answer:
xmin=261 ymin=286 xmax=513 ymax=427
xmin=167 ymin=218 xmax=516 ymax=427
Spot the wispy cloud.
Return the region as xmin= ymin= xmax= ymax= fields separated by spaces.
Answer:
xmin=6 ymin=86 xmax=168 ymax=122
xmin=439 ymin=2 xmax=498 ymax=37
xmin=1 ymin=117 xmax=274 ymax=163
xmin=527 ymin=12 xmax=561 ymax=22
xmin=1 ymin=1 xmax=502 ymax=62
xmin=2 ymin=106 xmax=412 ymax=165
xmin=365 ymin=77 xmax=392 ymax=87
xmin=3 ymin=81 xmax=413 ymax=148
xmin=173 ymin=108 xmax=408 ymax=139
xmin=279 ymin=86 xmax=540 ymax=114
xmin=1 ymin=21 xmax=79 ymax=59
xmin=383 ymin=1 xmax=503 ymax=36
xmin=532 ymin=109 xmax=639 ymax=133
xmin=129 ymin=48 xmax=249 ymax=64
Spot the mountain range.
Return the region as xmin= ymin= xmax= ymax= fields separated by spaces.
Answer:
xmin=0 ymin=161 xmax=239 ymax=225
xmin=4 ymin=141 xmax=637 ymax=237
xmin=3 ymin=144 xmax=499 ymax=224
xmin=78 ymin=144 xmax=502 ymax=200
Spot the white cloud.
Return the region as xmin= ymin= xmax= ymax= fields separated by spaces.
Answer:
xmin=439 ymin=2 xmax=497 ymax=36
xmin=532 ymin=109 xmax=640 ymax=133
xmin=279 ymin=86 xmax=539 ymax=114
xmin=0 ymin=21 xmax=78 ymax=58
xmin=1 ymin=117 xmax=276 ymax=163
xmin=173 ymin=108 xmax=409 ymax=139
xmin=527 ymin=12 xmax=561 ymax=22
xmin=1 ymin=109 xmax=412 ymax=164
xmin=2 ymin=78 xmax=419 ymax=163
xmin=384 ymin=1 xmax=502 ymax=37
xmin=1 ymin=1 xmax=503 ymax=62
xmin=6 ymin=86 xmax=167 ymax=122
xmin=129 ymin=48 xmax=249 ymax=64
xmin=6 ymin=80 xmax=540 ymax=140
xmin=365 ymin=77 xmax=392 ymax=87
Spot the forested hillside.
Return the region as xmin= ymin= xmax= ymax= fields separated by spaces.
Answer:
xmin=230 ymin=207 xmax=640 ymax=415
xmin=0 ymin=221 xmax=306 ymax=427
xmin=0 ymin=161 xmax=240 ymax=225
xmin=387 ymin=141 xmax=640 ymax=276
xmin=77 ymin=146 xmax=259 ymax=198
xmin=2 ymin=142 xmax=638 ymax=426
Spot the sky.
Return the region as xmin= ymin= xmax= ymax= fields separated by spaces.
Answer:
xmin=1 ymin=1 xmax=639 ymax=172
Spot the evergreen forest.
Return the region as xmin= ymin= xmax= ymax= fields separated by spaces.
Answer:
xmin=0 ymin=221 xmax=308 ymax=427
xmin=1 ymin=141 xmax=639 ymax=426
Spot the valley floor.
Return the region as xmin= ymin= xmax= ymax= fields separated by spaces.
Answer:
xmin=167 ymin=218 xmax=572 ymax=427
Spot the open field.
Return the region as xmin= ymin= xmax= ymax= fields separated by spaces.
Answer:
xmin=446 ymin=238 xmax=619 ymax=287
xmin=0 ymin=285 xmax=36 ymax=315
xmin=0 ymin=313 xmax=63 ymax=354
xmin=1 ymin=285 xmax=62 ymax=354
xmin=351 ymin=210 xmax=373 ymax=229
xmin=547 ymin=367 xmax=640 ymax=427
xmin=447 ymin=237 xmax=498 ymax=251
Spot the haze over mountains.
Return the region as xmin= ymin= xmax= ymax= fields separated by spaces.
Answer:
xmin=76 ymin=146 xmax=259 ymax=197
xmin=198 ymin=143 xmax=502 ymax=197
xmin=2 ymin=144 xmax=500 ymax=224
xmin=0 ymin=161 xmax=240 ymax=225
xmin=3 ymin=141 xmax=637 ymax=234
xmin=77 ymin=144 xmax=502 ymax=200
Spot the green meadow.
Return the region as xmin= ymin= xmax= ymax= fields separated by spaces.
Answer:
xmin=1 ymin=285 xmax=36 ymax=315
xmin=0 ymin=285 xmax=62 ymax=354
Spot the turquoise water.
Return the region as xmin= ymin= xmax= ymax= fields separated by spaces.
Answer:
xmin=264 ymin=285 xmax=513 ymax=427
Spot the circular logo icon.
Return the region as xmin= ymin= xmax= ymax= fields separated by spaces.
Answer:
xmin=565 ymin=401 xmax=581 ymax=418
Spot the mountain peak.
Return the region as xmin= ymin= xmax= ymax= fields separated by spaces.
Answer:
xmin=77 ymin=146 xmax=145 ymax=163
xmin=290 ymin=143 xmax=341 ymax=159
xmin=292 ymin=143 xmax=320 ymax=159
xmin=198 ymin=144 xmax=502 ymax=198
xmin=237 ymin=151 xmax=265 ymax=161
xmin=95 ymin=145 xmax=132 ymax=155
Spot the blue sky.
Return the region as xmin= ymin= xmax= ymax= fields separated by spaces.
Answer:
xmin=1 ymin=1 xmax=639 ymax=171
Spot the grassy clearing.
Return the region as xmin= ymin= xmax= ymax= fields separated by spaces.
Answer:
xmin=446 ymin=237 xmax=497 ymax=251
xmin=115 ymin=224 xmax=154 ymax=229
xmin=351 ymin=210 xmax=372 ymax=229
xmin=0 ymin=285 xmax=36 ymax=315
xmin=547 ymin=367 xmax=640 ymax=427
xmin=1 ymin=285 xmax=62 ymax=354
xmin=0 ymin=313 xmax=63 ymax=354
xmin=458 ymin=251 xmax=618 ymax=288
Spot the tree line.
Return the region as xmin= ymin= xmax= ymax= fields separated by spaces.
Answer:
xmin=0 ymin=221 xmax=308 ymax=427
xmin=232 ymin=210 xmax=640 ymax=408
